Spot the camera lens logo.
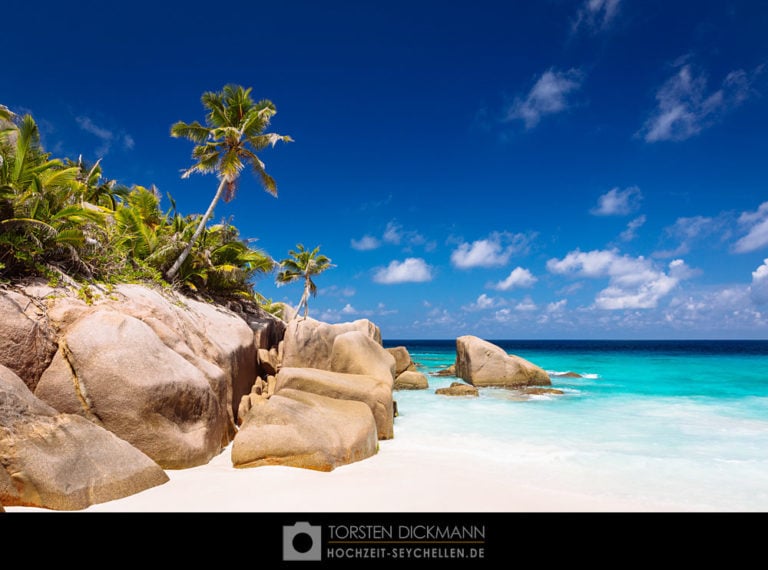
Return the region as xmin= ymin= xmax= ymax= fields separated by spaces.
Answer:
xmin=283 ymin=522 xmax=322 ymax=561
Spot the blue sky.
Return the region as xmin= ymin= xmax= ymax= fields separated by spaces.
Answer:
xmin=3 ymin=0 xmax=768 ymax=339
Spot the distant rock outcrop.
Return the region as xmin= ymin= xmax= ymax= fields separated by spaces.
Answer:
xmin=1 ymin=364 xmax=168 ymax=510
xmin=435 ymin=381 xmax=479 ymax=397
xmin=524 ymin=387 xmax=565 ymax=395
xmin=231 ymin=389 xmax=378 ymax=471
xmin=431 ymin=364 xmax=456 ymax=377
xmin=455 ymin=336 xmax=550 ymax=388
xmin=551 ymin=371 xmax=582 ymax=378
xmin=394 ymin=370 xmax=429 ymax=390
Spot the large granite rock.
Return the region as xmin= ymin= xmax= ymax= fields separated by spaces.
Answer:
xmin=103 ymin=285 xmax=257 ymax=428
xmin=282 ymin=317 xmax=382 ymax=370
xmin=35 ymin=309 xmax=230 ymax=469
xmin=455 ymin=336 xmax=550 ymax=388
xmin=1 ymin=364 xmax=168 ymax=510
xmin=329 ymin=331 xmax=395 ymax=387
xmin=241 ymin=306 xmax=287 ymax=350
xmin=386 ymin=346 xmax=417 ymax=376
xmin=231 ymin=389 xmax=378 ymax=471
xmin=0 ymin=289 xmax=57 ymax=391
xmin=276 ymin=367 xmax=394 ymax=440
xmin=394 ymin=370 xmax=429 ymax=391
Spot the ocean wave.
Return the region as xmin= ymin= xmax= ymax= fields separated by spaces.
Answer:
xmin=547 ymin=370 xmax=600 ymax=379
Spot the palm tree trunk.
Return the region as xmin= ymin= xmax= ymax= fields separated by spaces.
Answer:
xmin=297 ymin=282 xmax=310 ymax=320
xmin=165 ymin=177 xmax=228 ymax=281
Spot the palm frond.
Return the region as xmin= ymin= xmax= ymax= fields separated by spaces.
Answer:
xmin=170 ymin=120 xmax=210 ymax=144
xmin=1 ymin=217 xmax=58 ymax=239
xmin=12 ymin=115 xmax=40 ymax=183
xmin=201 ymin=91 xmax=228 ymax=127
xmin=55 ymin=228 xmax=85 ymax=248
xmin=0 ymin=105 xmax=14 ymax=122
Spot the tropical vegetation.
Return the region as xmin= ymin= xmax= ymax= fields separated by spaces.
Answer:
xmin=0 ymin=88 xmax=289 ymax=306
xmin=165 ymin=84 xmax=292 ymax=280
xmin=276 ymin=244 xmax=333 ymax=319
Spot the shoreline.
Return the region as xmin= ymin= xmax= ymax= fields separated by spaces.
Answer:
xmin=4 ymin=436 xmax=684 ymax=514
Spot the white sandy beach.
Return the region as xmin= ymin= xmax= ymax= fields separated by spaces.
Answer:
xmin=4 ymin=433 xmax=683 ymax=513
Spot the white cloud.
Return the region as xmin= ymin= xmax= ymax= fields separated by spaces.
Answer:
xmin=591 ymin=187 xmax=642 ymax=216
xmin=750 ymin=259 xmax=768 ymax=305
xmin=640 ymin=62 xmax=758 ymax=143
xmin=655 ymin=215 xmax=725 ymax=258
xmin=734 ymin=202 xmax=768 ymax=253
xmin=351 ymin=235 xmax=381 ymax=251
xmin=320 ymin=285 xmax=356 ymax=298
xmin=547 ymin=249 xmax=692 ymax=309
xmin=493 ymin=267 xmax=538 ymax=290
xmin=668 ymin=258 xmax=700 ymax=281
xmin=506 ymin=68 xmax=584 ymax=129
xmin=76 ymin=115 xmax=133 ymax=156
xmin=383 ymin=221 xmax=402 ymax=244
xmin=494 ymin=308 xmax=513 ymax=322
xmin=373 ymin=258 xmax=433 ymax=284
xmin=558 ymin=282 xmax=584 ymax=296
xmin=463 ymin=294 xmax=506 ymax=312
xmin=620 ymin=215 xmax=647 ymax=242
xmin=663 ymin=285 xmax=767 ymax=334
xmin=354 ymin=221 xmax=428 ymax=252
xmin=547 ymin=299 xmax=568 ymax=312
xmin=572 ymin=0 xmax=622 ymax=33
xmin=515 ymin=296 xmax=538 ymax=311
xmin=451 ymin=231 xmax=533 ymax=269
xmin=341 ymin=303 xmax=357 ymax=315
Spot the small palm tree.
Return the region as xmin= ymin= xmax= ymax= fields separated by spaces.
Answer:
xmin=276 ymin=244 xmax=333 ymax=319
xmin=165 ymin=84 xmax=292 ymax=281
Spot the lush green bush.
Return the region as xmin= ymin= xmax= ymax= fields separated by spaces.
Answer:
xmin=0 ymin=105 xmax=274 ymax=301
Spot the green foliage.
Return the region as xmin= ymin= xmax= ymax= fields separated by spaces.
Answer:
xmin=276 ymin=244 xmax=333 ymax=319
xmin=165 ymin=84 xmax=292 ymax=280
xmin=0 ymin=104 xmax=279 ymax=300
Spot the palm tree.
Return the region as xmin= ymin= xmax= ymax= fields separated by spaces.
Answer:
xmin=165 ymin=84 xmax=292 ymax=281
xmin=276 ymin=244 xmax=333 ymax=319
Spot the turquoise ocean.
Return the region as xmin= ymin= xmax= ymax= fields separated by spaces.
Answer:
xmin=384 ymin=340 xmax=768 ymax=512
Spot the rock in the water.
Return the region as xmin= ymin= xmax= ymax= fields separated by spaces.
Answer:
xmin=394 ymin=371 xmax=429 ymax=391
xmin=455 ymin=335 xmax=550 ymax=388
xmin=282 ymin=317 xmax=382 ymax=370
xmin=551 ymin=371 xmax=582 ymax=378
xmin=35 ymin=309 xmax=229 ymax=469
xmin=524 ymin=387 xmax=565 ymax=395
xmin=231 ymin=389 xmax=378 ymax=471
xmin=0 ymin=364 xmax=168 ymax=510
xmin=431 ymin=364 xmax=456 ymax=377
xmin=386 ymin=346 xmax=417 ymax=376
xmin=329 ymin=331 xmax=395 ymax=387
xmin=435 ymin=382 xmax=479 ymax=397
xmin=276 ymin=367 xmax=394 ymax=439
xmin=0 ymin=290 xmax=57 ymax=391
